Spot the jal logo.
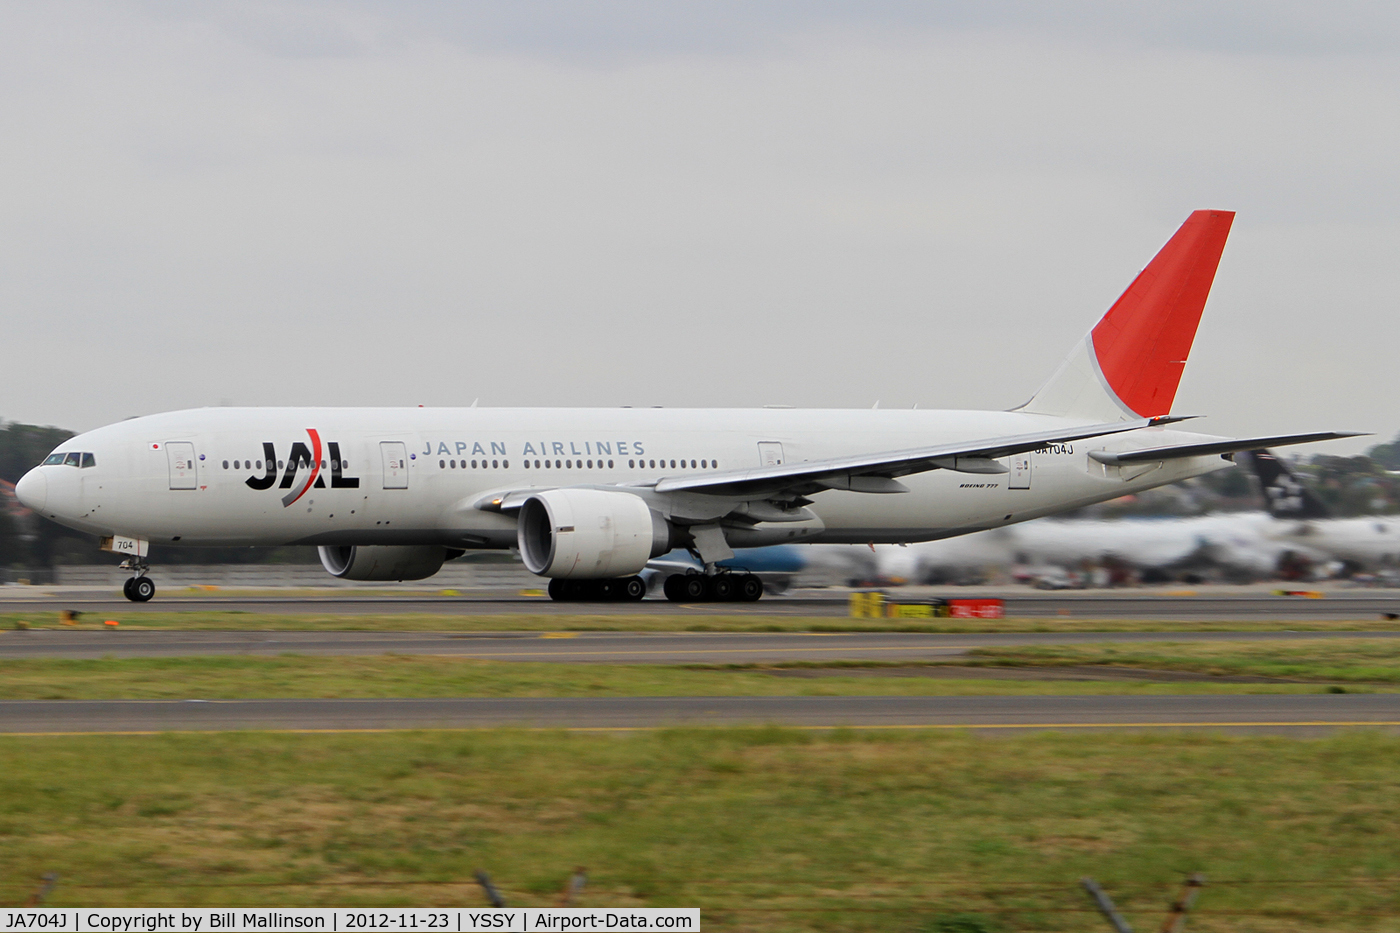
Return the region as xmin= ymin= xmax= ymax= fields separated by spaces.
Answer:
xmin=245 ymin=428 xmax=359 ymax=507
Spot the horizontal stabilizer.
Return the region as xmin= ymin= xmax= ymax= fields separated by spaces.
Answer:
xmin=1087 ymin=432 xmax=1366 ymax=465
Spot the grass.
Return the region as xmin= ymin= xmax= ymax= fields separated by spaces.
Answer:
xmin=2 ymin=729 xmax=1400 ymax=930
xmin=0 ymin=654 xmax=1386 ymax=700
xmin=6 ymin=610 xmax=1400 ymax=633
xmin=970 ymin=638 xmax=1400 ymax=684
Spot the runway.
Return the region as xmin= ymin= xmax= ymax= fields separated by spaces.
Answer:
xmin=4 ymin=628 xmax=1398 ymax=662
xmin=3 ymin=694 xmax=1398 ymax=734
xmin=5 ymin=591 xmax=1400 ymax=620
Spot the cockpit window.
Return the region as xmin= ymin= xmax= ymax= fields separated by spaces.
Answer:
xmin=43 ymin=451 xmax=96 ymax=467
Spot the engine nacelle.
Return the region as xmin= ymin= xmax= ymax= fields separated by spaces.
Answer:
xmin=318 ymin=545 xmax=449 ymax=582
xmin=518 ymin=488 xmax=672 ymax=578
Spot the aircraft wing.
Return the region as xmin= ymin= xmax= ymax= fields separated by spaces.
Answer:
xmin=1087 ymin=431 xmax=1364 ymax=466
xmin=649 ymin=416 xmax=1188 ymax=499
xmin=475 ymin=416 xmax=1186 ymax=513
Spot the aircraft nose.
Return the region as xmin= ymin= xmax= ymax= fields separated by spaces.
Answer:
xmin=15 ymin=469 xmax=46 ymax=512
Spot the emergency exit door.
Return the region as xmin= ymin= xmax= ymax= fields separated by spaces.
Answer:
xmin=166 ymin=442 xmax=197 ymax=490
xmin=758 ymin=442 xmax=785 ymax=467
xmin=380 ymin=442 xmax=409 ymax=489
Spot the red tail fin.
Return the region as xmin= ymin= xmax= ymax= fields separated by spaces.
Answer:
xmin=1020 ymin=210 xmax=1234 ymax=422
xmin=1089 ymin=210 xmax=1234 ymax=417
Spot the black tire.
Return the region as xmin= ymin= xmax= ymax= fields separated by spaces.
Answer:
xmin=548 ymin=578 xmax=572 ymax=601
xmin=737 ymin=574 xmax=764 ymax=602
xmin=620 ymin=576 xmax=647 ymax=601
xmin=663 ymin=574 xmax=687 ymax=602
xmin=131 ymin=577 xmax=155 ymax=602
xmin=122 ymin=578 xmax=136 ymax=601
xmin=708 ymin=575 xmax=735 ymax=601
xmin=681 ymin=575 xmax=708 ymax=602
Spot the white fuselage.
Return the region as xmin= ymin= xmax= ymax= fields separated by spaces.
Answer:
xmin=23 ymin=406 xmax=1232 ymax=552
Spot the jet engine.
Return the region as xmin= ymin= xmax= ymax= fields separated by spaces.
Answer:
xmin=518 ymin=488 xmax=672 ymax=578
xmin=318 ymin=545 xmax=450 ymax=582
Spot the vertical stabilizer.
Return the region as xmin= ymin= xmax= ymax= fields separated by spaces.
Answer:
xmin=1238 ymin=449 xmax=1331 ymax=520
xmin=1020 ymin=210 xmax=1235 ymax=422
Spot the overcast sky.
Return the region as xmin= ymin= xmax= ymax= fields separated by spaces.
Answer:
xmin=1 ymin=2 xmax=1396 ymax=454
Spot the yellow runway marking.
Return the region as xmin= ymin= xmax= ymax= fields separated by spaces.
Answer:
xmin=5 ymin=721 xmax=1400 ymax=737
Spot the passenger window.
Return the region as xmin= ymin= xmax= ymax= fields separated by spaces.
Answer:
xmin=82 ymin=453 xmax=96 ymax=468
xmin=493 ymin=460 xmax=499 ymax=469
xmin=502 ymin=460 xmax=509 ymax=468
xmin=608 ymin=460 xmax=614 ymax=468
xmin=440 ymin=460 xmax=446 ymax=469
xmin=224 ymin=460 xmax=231 ymax=470
xmin=629 ymin=460 xmax=635 ymax=468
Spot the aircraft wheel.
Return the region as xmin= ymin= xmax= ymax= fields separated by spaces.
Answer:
xmin=619 ymin=576 xmax=647 ymax=601
xmin=737 ymin=574 xmax=764 ymax=602
xmin=130 ymin=577 xmax=155 ymax=602
xmin=708 ymin=575 xmax=735 ymax=601
xmin=664 ymin=574 xmax=708 ymax=602
xmin=122 ymin=578 xmax=136 ymax=601
xmin=681 ymin=575 xmax=709 ymax=602
xmin=548 ymin=578 xmax=573 ymax=601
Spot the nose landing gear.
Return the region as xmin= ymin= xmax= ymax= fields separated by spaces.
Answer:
xmin=120 ymin=559 xmax=155 ymax=602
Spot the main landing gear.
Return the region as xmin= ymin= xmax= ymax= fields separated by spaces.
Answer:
xmin=663 ymin=572 xmax=763 ymax=603
xmin=120 ymin=558 xmax=155 ymax=602
xmin=548 ymin=576 xmax=647 ymax=602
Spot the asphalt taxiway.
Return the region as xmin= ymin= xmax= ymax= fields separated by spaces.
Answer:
xmin=3 ymin=628 xmax=1397 ymax=662
xmin=5 ymin=591 xmax=1400 ymax=620
xmin=3 ymin=694 xmax=1397 ymax=735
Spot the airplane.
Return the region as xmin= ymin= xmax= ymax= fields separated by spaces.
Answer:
xmin=876 ymin=511 xmax=1319 ymax=586
xmin=14 ymin=210 xmax=1359 ymax=602
xmin=1242 ymin=449 xmax=1400 ymax=571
